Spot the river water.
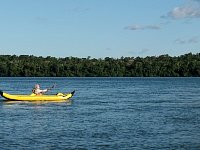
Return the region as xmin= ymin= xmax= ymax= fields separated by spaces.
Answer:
xmin=0 ymin=77 xmax=200 ymax=150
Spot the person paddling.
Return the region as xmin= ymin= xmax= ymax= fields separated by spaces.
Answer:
xmin=32 ymin=84 xmax=48 ymax=95
xmin=32 ymin=84 xmax=55 ymax=95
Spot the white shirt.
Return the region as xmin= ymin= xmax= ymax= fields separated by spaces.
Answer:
xmin=34 ymin=88 xmax=48 ymax=95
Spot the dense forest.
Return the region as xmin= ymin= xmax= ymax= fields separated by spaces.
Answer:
xmin=0 ymin=53 xmax=199 ymax=77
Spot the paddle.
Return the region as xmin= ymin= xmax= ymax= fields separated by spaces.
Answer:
xmin=47 ymin=84 xmax=56 ymax=91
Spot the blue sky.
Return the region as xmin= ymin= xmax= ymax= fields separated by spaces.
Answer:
xmin=0 ymin=0 xmax=200 ymax=58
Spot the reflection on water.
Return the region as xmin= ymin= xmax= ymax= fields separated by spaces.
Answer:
xmin=2 ymin=99 xmax=72 ymax=105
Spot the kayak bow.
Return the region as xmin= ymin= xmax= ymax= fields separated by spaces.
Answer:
xmin=0 ymin=90 xmax=75 ymax=101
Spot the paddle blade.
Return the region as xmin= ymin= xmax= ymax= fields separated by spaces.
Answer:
xmin=71 ymin=91 xmax=75 ymax=96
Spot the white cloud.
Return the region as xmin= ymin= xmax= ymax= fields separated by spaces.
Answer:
xmin=174 ymin=38 xmax=187 ymax=44
xmin=188 ymin=36 xmax=199 ymax=43
xmin=174 ymin=37 xmax=199 ymax=44
xmin=162 ymin=0 xmax=200 ymax=19
xmin=168 ymin=6 xmax=200 ymax=19
xmin=125 ymin=24 xmax=161 ymax=30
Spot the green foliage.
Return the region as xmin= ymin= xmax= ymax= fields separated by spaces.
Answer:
xmin=0 ymin=53 xmax=199 ymax=77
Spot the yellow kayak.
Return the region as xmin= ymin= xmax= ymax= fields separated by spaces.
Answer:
xmin=0 ymin=90 xmax=75 ymax=101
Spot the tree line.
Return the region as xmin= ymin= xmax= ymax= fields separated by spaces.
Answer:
xmin=0 ymin=53 xmax=199 ymax=77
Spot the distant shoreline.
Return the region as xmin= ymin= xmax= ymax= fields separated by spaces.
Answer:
xmin=0 ymin=53 xmax=199 ymax=77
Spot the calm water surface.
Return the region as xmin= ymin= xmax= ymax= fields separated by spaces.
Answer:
xmin=0 ymin=77 xmax=200 ymax=150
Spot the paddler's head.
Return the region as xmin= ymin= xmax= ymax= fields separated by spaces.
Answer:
xmin=35 ymin=84 xmax=40 ymax=89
